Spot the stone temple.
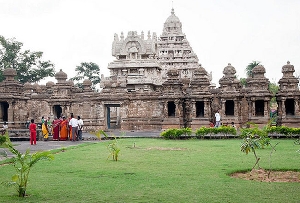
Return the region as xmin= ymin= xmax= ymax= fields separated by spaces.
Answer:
xmin=0 ymin=8 xmax=299 ymax=131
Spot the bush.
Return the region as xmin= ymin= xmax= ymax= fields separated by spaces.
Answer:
xmin=160 ymin=128 xmax=180 ymax=139
xmin=266 ymin=126 xmax=300 ymax=137
xmin=161 ymin=126 xmax=237 ymax=139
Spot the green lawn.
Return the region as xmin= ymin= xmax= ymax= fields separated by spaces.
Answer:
xmin=0 ymin=138 xmax=299 ymax=203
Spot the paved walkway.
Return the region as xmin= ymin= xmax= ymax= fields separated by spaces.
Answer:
xmin=1 ymin=130 xmax=162 ymax=156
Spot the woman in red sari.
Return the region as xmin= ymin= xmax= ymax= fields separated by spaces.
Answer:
xmin=59 ymin=116 xmax=69 ymax=141
xmin=52 ymin=117 xmax=61 ymax=141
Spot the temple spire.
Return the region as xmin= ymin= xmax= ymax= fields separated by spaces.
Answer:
xmin=171 ymin=0 xmax=175 ymax=15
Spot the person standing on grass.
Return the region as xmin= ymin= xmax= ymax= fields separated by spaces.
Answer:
xmin=77 ymin=116 xmax=84 ymax=141
xmin=214 ymin=110 xmax=221 ymax=128
xmin=29 ymin=119 xmax=37 ymax=145
xmin=69 ymin=114 xmax=78 ymax=141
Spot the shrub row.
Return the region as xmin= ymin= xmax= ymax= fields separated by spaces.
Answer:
xmin=160 ymin=126 xmax=300 ymax=139
xmin=265 ymin=126 xmax=300 ymax=136
xmin=160 ymin=128 xmax=192 ymax=139
xmin=160 ymin=126 xmax=237 ymax=139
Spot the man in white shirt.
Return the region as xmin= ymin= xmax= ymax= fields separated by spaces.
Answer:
xmin=215 ymin=110 xmax=221 ymax=128
xmin=69 ymin=114 xmax=78 ymax=141
xmin=77 ymin=116 xmax=84 ymax=141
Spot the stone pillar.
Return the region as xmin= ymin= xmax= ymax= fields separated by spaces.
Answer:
xmin=175 ymin=99 xmax=180 ymax=117
xmin=252 ymin=100 xmax=255 ymax=116
xmin=295 ymin=98 xmax=299 ymax=116
xmin=205 ymin=99 xmax=210 ymax=118
xmin=234 ymin=99 xmax=238 ymax=117
xmin=0 ymin=103 xmax=3 ymax=121
xmin=8 ymin=102 xmax=13 ymax=122
xmin=192 ymin=100 xmax=196 ymax=118
xmin=164 ymin=101 xmax=168 ymax=118
xmin=282 ymin=98 xmax=286 ymax=118
xmin=221 ymin=99 xmax=225 ymax=118
xmin=49 ymin=105 xmax=53 ymax=118
xmin=264 ymin=101 xmax=268 ymax=117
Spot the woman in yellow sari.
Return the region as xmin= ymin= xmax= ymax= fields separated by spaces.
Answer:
xmin=59 ymin=116 xmax=69 ymax=141
xmin=42 ymin=121 xmax=49 ymax=141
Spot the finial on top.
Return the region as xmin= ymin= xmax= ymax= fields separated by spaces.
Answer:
xmin=287 ymin=61 xmax=290 ymax=64
xmin=171 ymin=8 xmax=174 ymax=15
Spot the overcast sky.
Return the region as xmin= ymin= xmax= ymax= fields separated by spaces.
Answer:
xmin=1 ymin=0 xmax=300 ymax=86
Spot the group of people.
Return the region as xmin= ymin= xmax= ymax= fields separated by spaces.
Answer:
xmin=29 ymin=113 xmax=84 ymax=145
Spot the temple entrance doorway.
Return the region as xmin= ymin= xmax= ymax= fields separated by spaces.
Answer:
xmin=168 ymin=101 xmax=176 ymax=117
xmin=0 ymin=102 xmax=9 ymax=122
xmin=53 ymin=105 xmax=62 ymax=118
xmin=106 ymin=104 xmax=121 ymax=129
xmin=225 ymin=100 xmax=234 ymax=116
xmin=196 ymin=101 xmax=204 ymax=117
xmin=285 ymin=99 xmax=295 ymax=115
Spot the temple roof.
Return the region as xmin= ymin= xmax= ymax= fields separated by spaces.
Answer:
xmin=163 ymin=8 xmax=182 ymax=34
xmin=55 ymin=69 xmax=68 ymax=82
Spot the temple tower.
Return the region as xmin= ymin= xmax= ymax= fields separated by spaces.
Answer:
xmin=245 ymin=64 xmax=272 ymax=127
xmin=277 ymin=61 xmax=300 ymax=127
xmin=157 ymin=8 xmax=203 ymax=83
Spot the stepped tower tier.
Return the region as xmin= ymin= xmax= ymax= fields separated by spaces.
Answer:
xmin=157 ymin=8 xmax=208 ymax=86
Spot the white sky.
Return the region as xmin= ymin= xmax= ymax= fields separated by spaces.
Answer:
xmin=1 ymin=0 xmax=300 ymax=86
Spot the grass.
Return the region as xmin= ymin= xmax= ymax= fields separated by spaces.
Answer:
xmin=0 ymin=138 xmax=299 ymax=203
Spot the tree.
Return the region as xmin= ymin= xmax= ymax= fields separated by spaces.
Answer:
xmin=0 ymin=36 xmax=55 ymax=83
xmin=269 ymin=82 xmax=279 ymax=104
xmin=240 ymin=78 xmax=247 ymax=87
xmin=70 ymin=62 xmax=101 ymax=90
xmin=246 ymin=61 xmax=260 ymax=78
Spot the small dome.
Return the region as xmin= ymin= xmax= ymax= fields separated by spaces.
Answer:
xmin=55 ymin=69 xmax=68 ymax=81
xmin=252 ymin=65 xmax=266 ymax=74
xmin=46 ymin=81 xmax=55 ymax=87
xmin=223 ymin=63 xmax=236 ymax=75
xmin=3 ymin=68 xmax=17 ymax=77
xmin=24 ymin=82 xmax=32 ymax=89
xmin=194 ymin=64 xmax=208 ymax=76
xmin=3 ymin=68 xmax=17 ymax=81
xmin=32 ymin=83 xmax=41 ymax=90
xmin=67 ymin=80 xmax=74 ymax=86
xmin=83 ymin=79 xmax=92 ymax=86
xmin=282 ymin=61 xmax=294 ymax=73
xmin=163 ymin=8 xmax=182 ymax=34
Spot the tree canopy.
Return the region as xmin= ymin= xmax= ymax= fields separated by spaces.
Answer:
xmin=0 ymin=36 xmax=55 ymax=84
xmin=246 ymin=61 xmax=260 ymax=78
xmin=269 ymin=81 xmax=279 ymax=104
xmin=70 ymin=62 xmax=101 ymax=90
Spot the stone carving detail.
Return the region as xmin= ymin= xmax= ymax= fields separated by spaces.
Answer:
xmin=157 ymin=8 xmax=200 ymax=83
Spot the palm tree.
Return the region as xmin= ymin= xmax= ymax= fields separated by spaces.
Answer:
xmin=246 ymin=61 xmax=260 ymax=78
xmin=0 ymin=134 xmax=54 ymax=197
